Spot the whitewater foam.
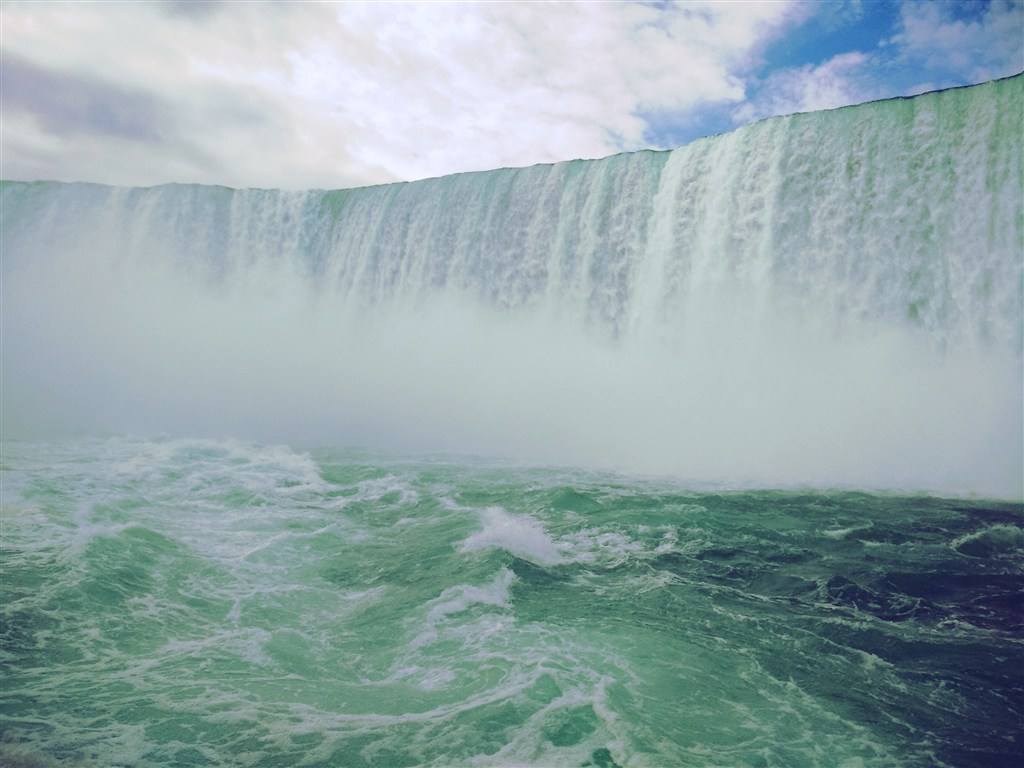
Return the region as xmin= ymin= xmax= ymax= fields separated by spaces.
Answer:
xmin=411 ymin=567 xmax=518 ymax=649
xmin=461 ymin=507 xmax=564 ymax=565
xmin=951 ymin=524 xmax=1024 ymax=558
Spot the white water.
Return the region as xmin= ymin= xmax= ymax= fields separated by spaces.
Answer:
xmin=2 ymin=76 xmax=1021 ymax=496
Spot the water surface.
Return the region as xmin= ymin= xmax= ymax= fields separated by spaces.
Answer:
xmin=2 ymin=438 xmax=1021 ymax=766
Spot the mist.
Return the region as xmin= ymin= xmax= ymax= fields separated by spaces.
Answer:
xmin=3 ymin=76 xmax=1021 ymax=498
xmin=4 ymin=226 xmax=1020 ymax=498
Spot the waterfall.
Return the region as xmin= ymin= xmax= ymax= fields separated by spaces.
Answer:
xmin=3 ymin=74 xmax=1021 ymax=496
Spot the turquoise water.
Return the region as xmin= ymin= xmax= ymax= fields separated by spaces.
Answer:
xmin=2 ymin=438 xmax=1021 ymax=767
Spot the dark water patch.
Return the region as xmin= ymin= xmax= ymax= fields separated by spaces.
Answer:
xmin=508 ymin=556 xmax=563 ymax=588
xmin=950 ymin=504 xmax=1024 ymax=525
xmin=879 ymin=571 xmax=1024 ymax=631
xmin=651 ymin=551 xmax=689 ymax=572
xmin=583 ymin=747 xmax=623 ymax=767
xmin=745 ymin=570 xmax=820 ymax=598
xmin=544 ymin=704 xmax=599 ymax=746
xmin=936 ymin=745 xmax=1023 ymax=768
xmin=324 ymin=734 xmax=383 ymax=768
xmin=822 ymin=575 xmax=928 ymax=622
xmin=0 ymin=609 xmax=84 ymax=668
xmin=316 ymin=462 xmax=393 ymax=486
xmin=549 ymin=487 xmax=603 ymax=514
xmin=694 ymin=545 xmax=749 ymax=561
xmin=0 ymin=744 xmax=70 ymax=768
xmin=763 ymin=620 xmax=1024 ymax=767
xmin=763 ymin=547 xmax=817 ymax=564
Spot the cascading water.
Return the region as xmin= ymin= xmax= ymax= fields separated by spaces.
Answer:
xmin=3 ymin=75 xmax=1022 ymax=496
xmin=3 ymin=77 xmax=1024 ymax=768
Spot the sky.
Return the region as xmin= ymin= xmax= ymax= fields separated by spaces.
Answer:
xmin=1 ymin=0 xmax=1021 ymax=190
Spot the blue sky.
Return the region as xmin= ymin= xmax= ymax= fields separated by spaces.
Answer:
xmin=1 ymin=0 xmax=1021 ymax=189
xmin=644 ymin=0 xmax=1023 ymax=147
xmin=642 ymin=0 xmax=902 ymax=145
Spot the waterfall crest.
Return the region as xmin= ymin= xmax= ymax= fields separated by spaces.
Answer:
xmin=3 ymin=75 xmax=1021 ymax=496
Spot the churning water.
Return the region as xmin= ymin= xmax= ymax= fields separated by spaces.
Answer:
xmin=1 ymin=77 xmax=1022 ymax=766
xmin=2 ymin=438 xmax=1023 ymax=767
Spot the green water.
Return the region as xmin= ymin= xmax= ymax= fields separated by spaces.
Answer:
xmin=1 ymin=438 xmax=1022 ymax=767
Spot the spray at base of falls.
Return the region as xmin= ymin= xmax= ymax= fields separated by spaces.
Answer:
xmin=2 ymin=75 xmax=1022 ymax=497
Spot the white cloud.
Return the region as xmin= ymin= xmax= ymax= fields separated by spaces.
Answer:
xmin=732 ymin=50 xmax=873 ymax=123
xmin=0 ymin=1 xmax=803 ymax=189
xmin=892 ymin=0 xmax=1024 ymax=82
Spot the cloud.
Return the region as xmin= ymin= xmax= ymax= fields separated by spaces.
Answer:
xmin=732 ymin=50 xmax=874 ymax=123
xmin=892 ymin=0 xmax=1024 ymax=82
xmin=0 ymin=1 xmax=802 ymax=188
xmin=1 ymin=54 xmax=171 ymax=142
xmin=5 ymin=1 xmax=1014 ymax=189
xmin=733 ymin=0 xmax=1023 ymax=126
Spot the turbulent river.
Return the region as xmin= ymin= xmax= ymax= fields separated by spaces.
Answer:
xmin=2 ymin=438 xmax=1022 ymax=767
xmin=1 ymin=77 xmax=1022 ymax=766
